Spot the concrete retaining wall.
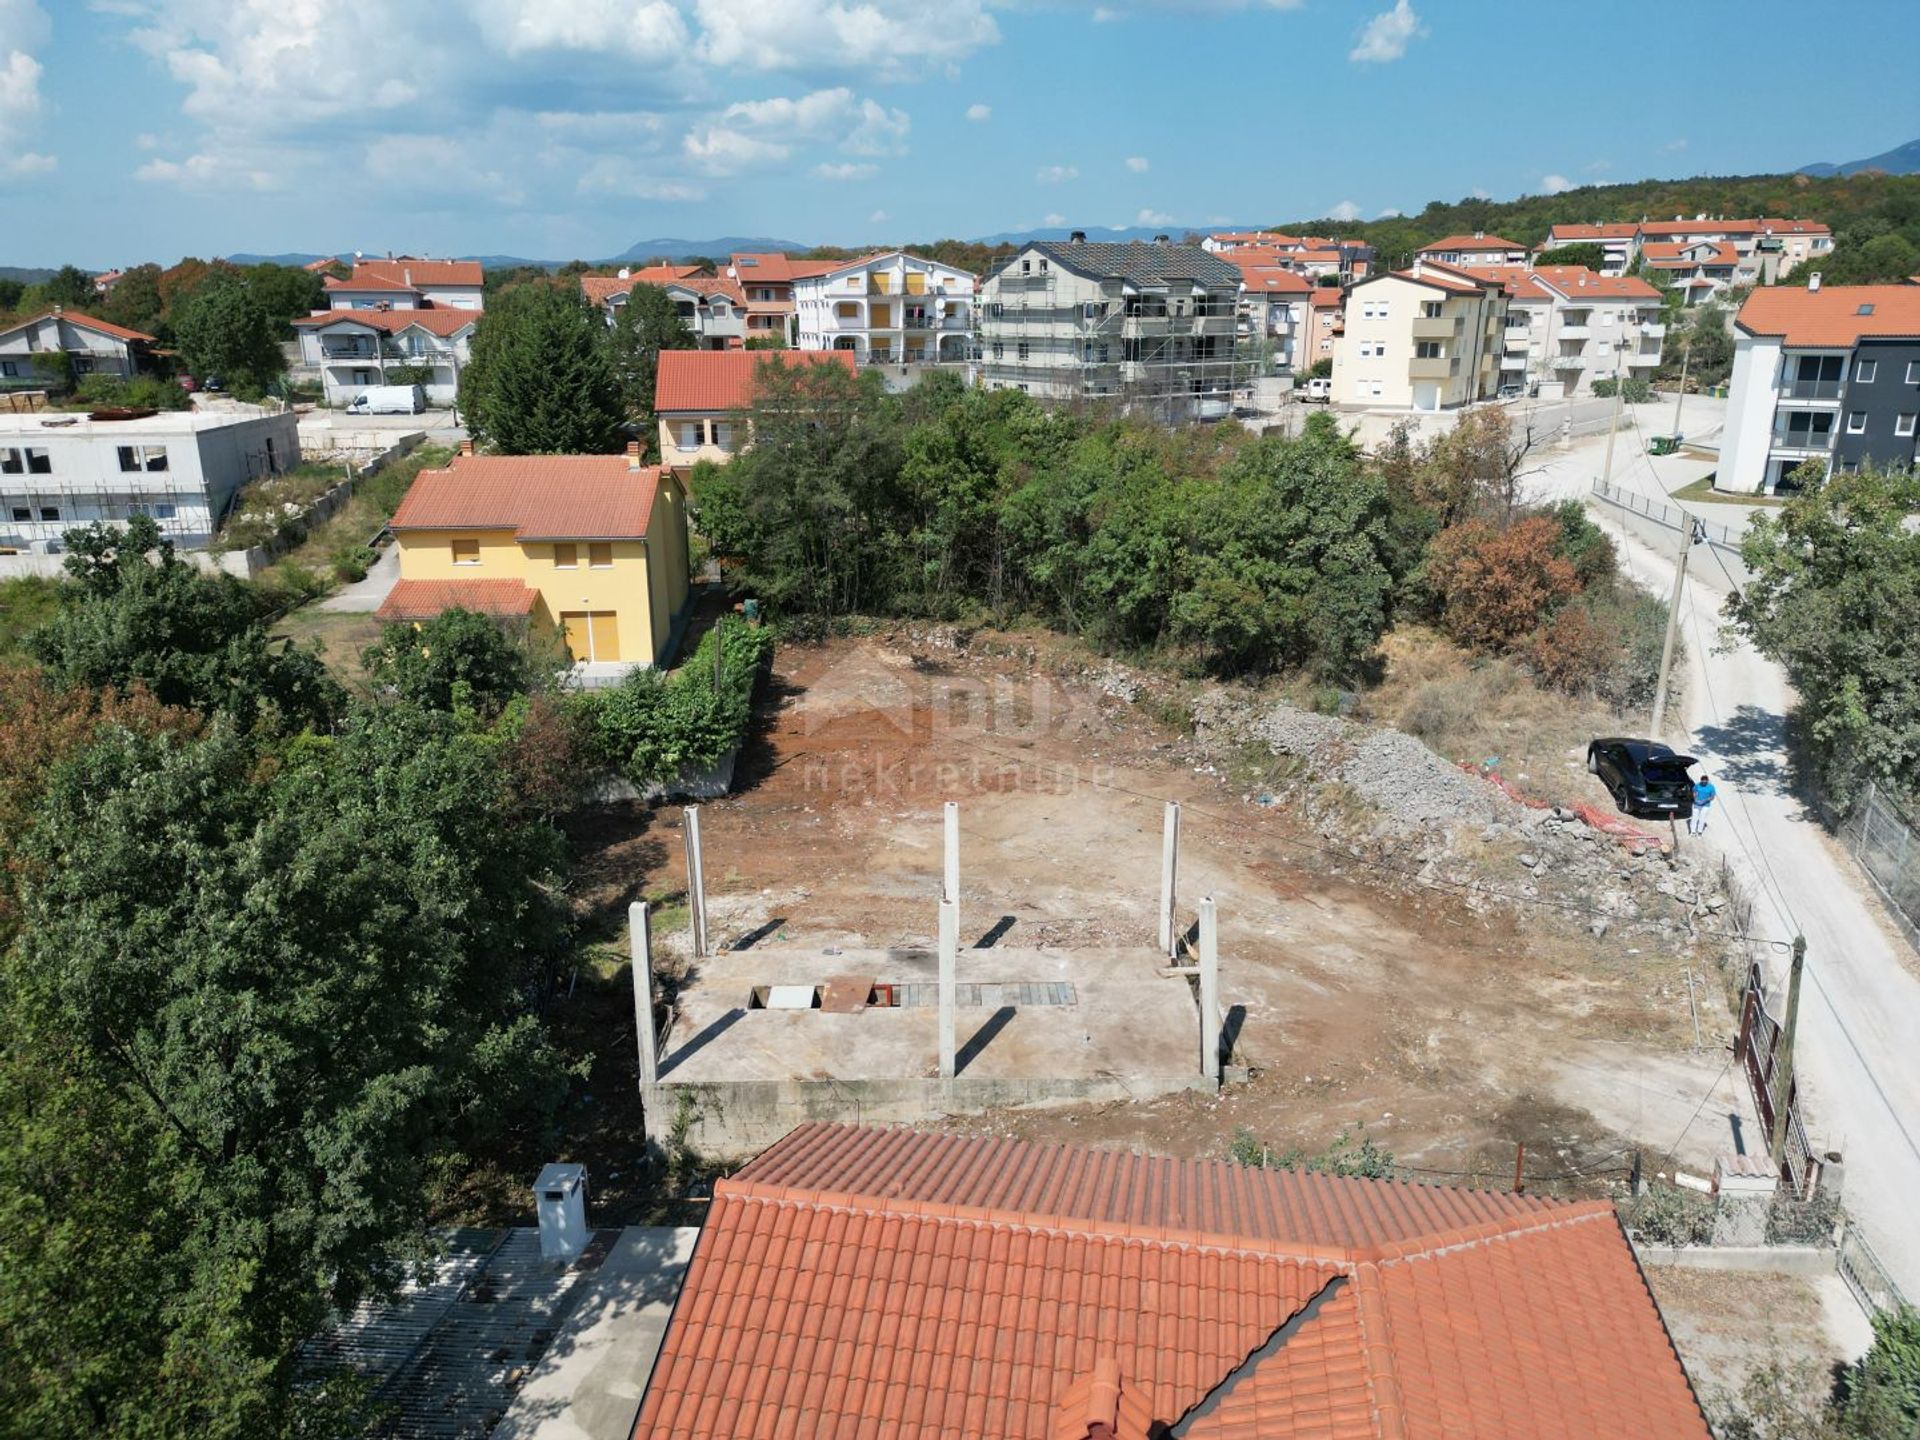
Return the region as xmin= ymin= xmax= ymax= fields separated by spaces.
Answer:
xmin=1633 ymin=1243 xmax=1836 ymax=1278
xmin=1588 ymin=479 xmax=1756 ymax=589
xmin=646 ymin=1074 xmax=1213 ymax=1159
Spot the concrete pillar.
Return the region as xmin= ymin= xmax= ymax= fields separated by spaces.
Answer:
xmin=684 ymin=805 xmax=708 ymax=959
xmin=943 ymin=800 xmax=960 ymax=907
xmin=1711 ymin=1153 xmax=1779 ymax=1246
xmin=1198 ymin=894 xmax=1221 ymax=1086
xmin=630 ymin=901 xmax=658 ymax=1086
xmin=1159 ymin=801 xmax=1181 ymax=956
xmin=938 ymin=897 xmax=958 ymax=1081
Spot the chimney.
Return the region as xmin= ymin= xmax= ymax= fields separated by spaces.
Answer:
xmin=1069 ymin=230 xmax=1086 ymax=243
xmin=618 ymin=266 xmax=630 ymax=280
xmin=459 ymin=439 xmax=474 ymax=457
xmin=1808 ymin=271 xmax=1822 ymax=292
xmin=403 ymin=268 xmax=412 ymax=287
xmin=51 ymin=303 xmax=61 ymax=316
xmin=1474 ymin=230 xmax=1484 ymax=239
xmin=532 ymin=1164 xmax=589 ymax=1262
xmin=627 ymin=440 xmax=642 ymax=471
xmin=1153 ymin=234 xmax=1170 ymax=246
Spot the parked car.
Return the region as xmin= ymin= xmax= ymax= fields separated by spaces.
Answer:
xmin=1497 ymin=383 xmax=1523 ymax=400
xmin=346 ymin=383 xmax=426 ymax=415
xmin=1587 ymin=738 xmax=1696 ymax=818
xmin=1301 ymin=377 xmax=1332 ymax=403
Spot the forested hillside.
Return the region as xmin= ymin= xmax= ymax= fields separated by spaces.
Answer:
xmin=1274 ymin=171 xmax=1920 ymax=284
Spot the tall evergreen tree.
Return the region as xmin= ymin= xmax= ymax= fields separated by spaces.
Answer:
xmin=458 ymin=283 xmax=623 ymax=454
xmin=608 ymin=282 xmax=696 ymax=456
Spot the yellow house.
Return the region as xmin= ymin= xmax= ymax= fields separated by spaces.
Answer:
xmin=654 ymin=349 xmax=859 ymax=470
xmin=377 ymin=446 xmax=691 ymax=671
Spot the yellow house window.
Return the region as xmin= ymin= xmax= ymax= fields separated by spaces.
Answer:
xmin=554 ymin=543 xmax=578 ymax=569
xmin=451 ymin=538 xmax=479 ymax=565
xmin=588 ymin=542 xmax=613 ymax=569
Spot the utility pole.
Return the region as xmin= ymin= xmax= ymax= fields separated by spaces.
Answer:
xmin=1649 ymin=516 xmax=1704 ymax=739
xmin=1769 ymin=936 xmax=1808 ymax=1170
xmin=1600 ymin=355 xmax=1626 ymax=490
xmin=1669 ymin=340 xmax=1692 ymax=442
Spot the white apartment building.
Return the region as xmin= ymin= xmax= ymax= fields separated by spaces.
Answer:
xmin=1485 ymin=266 xmax=1665 ymax=398
xmin=978 ymin=236 xmax=1243 ymax=416
xmin=1331 ymin=261 xmax=1507 ymax=411
xmin=1542 ymin=217 xmax=1833 ymax=289
xmin=1414 ymin=233 xmax=1529 ymax=269
xmin=0 ymin=308 xmax=155 ymax=384
xmin=580 ymin=267 xmax=749 ymax=349
xmin=324 ymin=258 xmax=484 ymax=311
xmin=793 ymin=251 xmax=976 ymax=365
xmin=0 ymin=405 xmax=299 ymax=550
xmin=1230 ymin=262 xmax=1313 ymax=373
xmin=291 ymin=309 xmax=478 ymax=408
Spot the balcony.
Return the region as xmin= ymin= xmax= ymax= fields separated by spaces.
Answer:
xmin=1408 ymin=355 xmax=1455 ymax=379
xmin=1410 ymin=316 xmax=1455 ymax=340
xmin=1625 ymin=350 xmax=1661 ymax=367
xmin=1557 ymin=325 xmax=1591 ymax=340
xmin=1551 ymin=354 xmax=1587 ymax=370
xmin=1639 ymin=322 xmax=1666 ymax=338
xmin=1777 ymin=379 xmax=1843 ymax=403
xmin=1502 ymin=330 xmax=1531 ymax=351
xmin=320 ymin=344 xmax=379 ymax=360
xmin=1499 ymin=351 xmax=1528 ymax=369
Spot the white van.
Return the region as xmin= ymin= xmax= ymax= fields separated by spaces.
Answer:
xmin=346 ymin=384 xmax=426 ymax=415
xmin=1302 ymin=377 xmax=1332 ymax=403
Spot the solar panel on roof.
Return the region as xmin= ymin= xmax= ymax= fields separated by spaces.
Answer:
xmin=1859 ymin=303 xmax=1876 ymax=315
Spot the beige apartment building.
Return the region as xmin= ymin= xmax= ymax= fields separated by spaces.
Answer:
xmin=1481 ymin=266 xmax=1666 ymax=398
xmin=1331 ymin=261 xmax=1506 ymax=411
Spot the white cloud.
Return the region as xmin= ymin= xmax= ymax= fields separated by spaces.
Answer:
xmin=532 ymin=110 xmax=668 ymax=140
xmin=692 ymin=0 xmax=999 ymax=78
xmin=575 ymin=157 xmax=706 ymax=200
xmin=0 ymin=1 xmax=53 ymax=174
xmin=1043 ymin=212 xmax=1066 ymax=226
xmin=1092 ymin=5 xmax=1118 ymax=17
xmin=683 ymin=125 xmax=792 ymax=173
xmin=1327 ymin=199 xmax=1361 ymax=222
xmin=813 ymin=161 xmax=877 ymax=180
xmin=1376 ymin=207 xmax=1401 ymax=218
xmin=1348 ymin=0 xmax=1423 ymax=63
xmin=1125 ymin=155 xmax=1149 ymax=173
xmin=1540 ymin=172 xmax=1572 ymax=194
xmin=135 ymin=151 xmax=279 ymax=190
xmin=1036 ymin=163 xmax=1078 ymax=184
xmin=1470 ymin=186 xmax=1491 ymax=200
xmin=1661 ymin=137 xmax=1688 ymax=153
xmin=1136 ymin=207 xmax=1174 ymax=226
xmin=468 ymin=0 xmax=688 ymax=58
xmin=869 ymin=208 xmax=888 ymax=223
xmin=684 ymin=87 xmax=908 ymax=174
xmin=841 ymin=97 xmax=910 ymax=155
xmin=965 ymin=102 xmax=991 ymax=122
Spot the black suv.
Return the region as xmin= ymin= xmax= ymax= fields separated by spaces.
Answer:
xmin=1587 ymin=738 xmax=1697 ymax=818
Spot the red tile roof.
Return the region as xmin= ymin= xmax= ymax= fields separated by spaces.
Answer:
xmin=293 ymin=308 xmax=480 ymax=336
xmin=654 ymin=349 xmax=858 ymax=413
xmin=1637 ymin=219 xmax=1758 ymax=239
xmin=1641 ymin=241 xmax=1736 ymax=268
xmin=1417 ymin=234 xmax=1524 ymax=254
xmin=580 ymin=266 xmax=711 ymax=304
xmin=1545 ymin=223 xmax=1639 ymax=242
xmin=1232 ymin=261 xmax=1315 ymax=294
xmin=1736 ymin=283 xmax=1920 ymax=346
xmin=388 ymin=454 xmax=664 ymax=540
xmin=632 ymin=1125 xmax=1710 ymax=1440
xmin=325 ymin=258 xmax=484 ymax=292
xmin=0 ymin=308 xmax=156 ymax=344
xmin=1531 ymin=266 xmax=1662 ymax=301
xmin=375 ymin=578 xmax=539 ymax=623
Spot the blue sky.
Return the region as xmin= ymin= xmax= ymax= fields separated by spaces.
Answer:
xmin=2 ymin=0 xmax=1915 ymax=268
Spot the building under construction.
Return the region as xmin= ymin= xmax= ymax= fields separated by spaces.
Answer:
xmin=977 ymin=234 xmax=1252 ymax=422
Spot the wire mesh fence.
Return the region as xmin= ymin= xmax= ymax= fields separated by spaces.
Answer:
xmin=1841 ymin=780 xmax=1920 ymax=950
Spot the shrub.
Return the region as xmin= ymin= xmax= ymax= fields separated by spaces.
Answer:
xmin=1427 ymin=516 xmax=1581 ymax=652
xmin=1620 ymin=1181 xmax=1715 ymax=1246
xmin=577 ymin=621 xmax=773 ymax=787
xmin=329 ymin=544 xmax=370 ymax=583
xmin=1591 ymin=376 xmax=1654 ymax=403
xmin=72 ymin=374 xmax=191 ymax=412
xmin=361 ymin=607 xmax=543 ymax=717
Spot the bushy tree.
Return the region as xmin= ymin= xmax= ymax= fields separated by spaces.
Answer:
xmin=1427 ymin=514 xmax=1581 ymax=652
xmin=607 ymin=282 xmax=696 ymax=452
xmin=240 ymin=263 xmax=325 ymax=335
xmin=101 ymin=262 xmax=166 ymax=336
xmin=458 ymin=282 xmax=623 ymax=454
xmin=41 ymin=264 xmax=96 ymax=310
xmin=1533 ymin=242 xmax=1606 ymax=270
xmin=0 ymin=277 xmax=24 ymax=314
xmin=361 ymin=607 xmax=539 ymax=716
xmin=29 ymin=518 xmax=341 ymax=731
xmin=0 ymin=707 xmax=573 ymax=1432
xmin=170 ymin=271 xmax=286 ymax=396
xmin=1730 ymin=463 xmax=1920 ymax=806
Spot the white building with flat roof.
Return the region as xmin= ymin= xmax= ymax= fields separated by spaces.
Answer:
xmin=793 ymin=251 xmax=976 ymax=365
xmin=0 ymin=404 xmax=299 ymax=551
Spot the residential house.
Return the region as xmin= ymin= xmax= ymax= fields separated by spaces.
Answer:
xmin=1415 ymin=232 xmax=1529 ymax=268
xmin=0 ymin=307 xmax=155 ymax=385
xmin=1 ymin=404 xmax=297 ymax=550
xmin=323 ymin=257 xmax=484 ymax=311
xmin=1641 ymin=240 xmax=1740 ymax=307
xmin=1331 ymin=259 xmax=1507 ymax=411
xmin=1541 ymin=222 xmax=1641 ymax=275
xmin=92 ymin=269 xmax=124 ymax=297
xmin=1305 ymin=286 xmax=1344 ymax=365
xmin=978 ymin=235 xmax=1243 ymax=415
xmin=1481 ymin=265 xmax=1665 ymax=397
xmin=1202 ymin=230 xmax=1287 ymax=252
xmin=1229 ymin=258 xmax=1313 ymax=373
xmin=1720 ymin=279 xmax=1920 ymax=494
xmin=581 ymin=267 xmax=748 ymax=350
xmin=291 ymin=308 xmax=478 ymax=408
xmin=792 ymin=250 xmax=976 ymax=365
xmin=632 ymin=1123 xmax=1714 ymax=1440
xmin=377 ymin=448 xmax=692 ymax=672
xmin=1204 ymin=231 xmax=1374 ymax=280
xmin=725 ymin=253 xmax=843 ymax=346
xmin=653 ymin=349 xmax=858 ymax=467
xmin=1543 ymin=217 xmax=1833 ymax=287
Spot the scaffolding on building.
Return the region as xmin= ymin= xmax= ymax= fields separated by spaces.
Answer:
xmin=978 ymin=256 xmax=1255 ymax=424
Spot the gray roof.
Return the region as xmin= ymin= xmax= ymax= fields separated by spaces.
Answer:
xmin=999 ymin=240 xmax=1243 ymax=289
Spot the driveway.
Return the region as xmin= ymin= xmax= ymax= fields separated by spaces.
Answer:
xmin=319 ymin=543 xmax=399 ymax=613
xmin=1572 ymin=455 xmax=1920 ymax=1300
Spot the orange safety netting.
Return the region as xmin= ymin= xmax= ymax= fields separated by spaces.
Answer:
xmin=1458 ymin=762 xmax=1668 ymax=855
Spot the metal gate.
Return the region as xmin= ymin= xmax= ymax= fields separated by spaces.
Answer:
xmin=1733 ymin=960 xmax=1820 ymax=1199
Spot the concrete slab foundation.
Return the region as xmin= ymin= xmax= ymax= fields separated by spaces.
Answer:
xmin=645 ymin=944 xmax=1212 ymax=1157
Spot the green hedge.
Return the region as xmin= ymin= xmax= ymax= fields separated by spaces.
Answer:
xmin=576 ymin=621 xmax=772 ymax=787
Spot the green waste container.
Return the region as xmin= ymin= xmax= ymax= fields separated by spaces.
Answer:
xmin=1649 ymin=434 xmax=1679 ymax=456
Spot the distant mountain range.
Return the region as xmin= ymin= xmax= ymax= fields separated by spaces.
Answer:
xmin=0 ymin=265 xmax=58 ymax=285
xmin=1798 ymin=137 xmax=1920 ymax=177
xmin=968 ymin=224 xmax=1200 ymax=247
xmin=613 ymin=235 xmax=807 ymax=261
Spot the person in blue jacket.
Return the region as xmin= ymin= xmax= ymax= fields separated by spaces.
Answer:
xmin=1689 ymin=773 xmax=1717 ymax=835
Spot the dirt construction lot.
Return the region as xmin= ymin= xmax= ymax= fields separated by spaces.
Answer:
xmin=623 ymin=629 xmax=1751 ymax=1192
